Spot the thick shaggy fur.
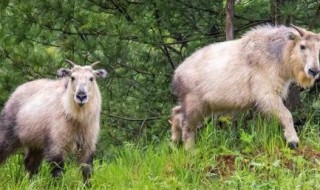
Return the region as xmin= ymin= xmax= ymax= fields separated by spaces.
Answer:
xmin=172 ymin=25 xmax=320 ymax=149
xmin=0 ymin=63 xmax=107 ymax=184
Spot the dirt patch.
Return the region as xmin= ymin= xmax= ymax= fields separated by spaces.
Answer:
xmin=274 ymin=146 xmax=320 ymax=170
xmin=206 ymin=155 xmax=236 ymax=178
xmin=296 ymin=147 xmax=320 ymax=160
xmin=295 ymin=147 xmax=320 ymax=167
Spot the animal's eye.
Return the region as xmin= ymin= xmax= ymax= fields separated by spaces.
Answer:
xmin=71 ymin=76 xmax=75 ymax=81
xmin=89 ymin=77 xmax=94 ymax=82
xmin=300 ymin=45 xmax=306 ymax=50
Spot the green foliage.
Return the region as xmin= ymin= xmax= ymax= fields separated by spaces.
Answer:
xmin=1 ymin=118 xmax=320 ymax=189
xmin=1 ymin=0 xmax=320 ymax=179
xmin=0 ymin=0 xmax=230 ymax=149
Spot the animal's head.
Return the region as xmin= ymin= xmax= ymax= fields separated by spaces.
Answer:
xmin=289 ymin=25 xmax=320 ymax=87
xmin=57 ymin=60 xmax=107 ymax=106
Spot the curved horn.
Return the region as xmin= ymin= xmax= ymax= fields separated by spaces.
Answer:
xmin=66 ymin=59 xmax=76 ymax=67
xmin=290 ymin=24 xmax=305 ymax=37
xmin=90 ymin=61 xmax=100 ymax=68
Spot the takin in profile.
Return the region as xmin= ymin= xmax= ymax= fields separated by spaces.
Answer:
xmin=171 ymin=25 xmax=320 ymax=150
xmin=0 ymin=60 xmax=107 ymax=185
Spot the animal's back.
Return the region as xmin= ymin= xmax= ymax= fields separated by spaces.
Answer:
xmin=173 ymin=39 xmax=255 ymax=111
xmin=4 ymin=78 xmax=68 ymax=148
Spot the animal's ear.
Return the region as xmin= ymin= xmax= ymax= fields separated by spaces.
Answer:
xmin=290 ymin=24 xmax=306 ymax=37
xmin=57 ymin=68 xmax=71 ymax=78
xmin=286 ymin=32 xmax=299 ymax=41
xmin=94 ymin=69 xmax=108 ymax=79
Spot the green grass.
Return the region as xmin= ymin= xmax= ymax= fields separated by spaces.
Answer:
xmin=1 ymin=116 xmax=320 ymax=189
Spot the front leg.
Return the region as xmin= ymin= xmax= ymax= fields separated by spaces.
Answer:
xmin=46 ymin=153 xmax=65 ymax=178
xmin=24 ymin=148 xmax=44 ymax=176
xmin=44 ymin=142 xmax=65 ymax=178
xmin=257 ymin=93 xmax=299 ymax=149
xmin=278 ymin=106 xmax=300 ymax=147
xmin=77 ymin=151 xmax=94 ymax=186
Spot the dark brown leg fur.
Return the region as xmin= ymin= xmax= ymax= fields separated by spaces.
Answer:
xmin=47 ymin=154 xmax=64 ymax=178
xmin=44 ymin=139 xmax=65 ymax=178
xmin=0 ymin=117 xmax=20 ymax=164
xmin=78 ymin=153 xmax=94 ymax=186
xmin=24 ymin=148 xmax=44 ymax=175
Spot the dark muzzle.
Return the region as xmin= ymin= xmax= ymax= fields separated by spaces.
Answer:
xmin=308 ymin=68 xmax=320 ymax=78
xmin=76 ymin=91 xmax=87 ymax=102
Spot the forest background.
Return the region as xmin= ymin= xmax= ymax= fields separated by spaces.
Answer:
xmin=1 ymin=0 xmax=320 ymax=158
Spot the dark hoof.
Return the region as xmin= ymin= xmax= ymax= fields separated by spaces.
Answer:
xmin=51 ymin=169 xmax=64 ymax=178
xmin=84 ymin=180 xmax=91 ymax=188
xmin=288 ymin=142 xmax=299 ymax=150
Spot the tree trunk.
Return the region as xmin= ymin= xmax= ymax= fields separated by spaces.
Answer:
xmin=226 ymin=0 xmax=235 ymax=40
xmin=308 ymin=1 xmax=320 ymax=30
xmin=270 ymin=0 xmax=277 ymax=24
xmin=270 ymin=0 xmax=282 ymax=25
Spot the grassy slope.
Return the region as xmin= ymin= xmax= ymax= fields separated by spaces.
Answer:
xmin=1 ymin=116 xmax=320 ymax=190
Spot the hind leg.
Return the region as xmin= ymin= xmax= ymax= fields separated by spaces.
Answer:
xmin=181 ymin=96 xmax=204 ymax=150
xmin=182 ymin=121 xmax=196 ymax=150
xmin=24 ymin=148 xmax=44 ymax=176
xmin=172 ymin=123 xmax=182 ymax=144
xmin=0 ymin=125 xmax=20 ymax=164
xmin=0 ymin=143 xmax=19 ymax=164
xmin=171 ymin=106 xmax=182 ymax=143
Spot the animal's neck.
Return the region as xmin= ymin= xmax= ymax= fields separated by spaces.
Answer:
xmin=63 ymin=88 xmax=99 ymax=123
xmin=281 ymin=80 xmax=294 ymax=99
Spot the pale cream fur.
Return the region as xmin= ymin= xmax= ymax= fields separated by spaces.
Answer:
xmin=10 ymin=73 xmax=101 ymax=156
xmin=170 ymin=105 xmax=183 ymax=143
xmin=172 ymin=25 xmax=320 ymax=149
xmin=0 ymin=64 xmax=106 ymax=183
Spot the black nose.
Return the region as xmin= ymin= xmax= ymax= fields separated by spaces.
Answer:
xmin=76 ymin=92 xmax=87 ymax=102
xmin=308 ymin=68 xmax=320 ymax=78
